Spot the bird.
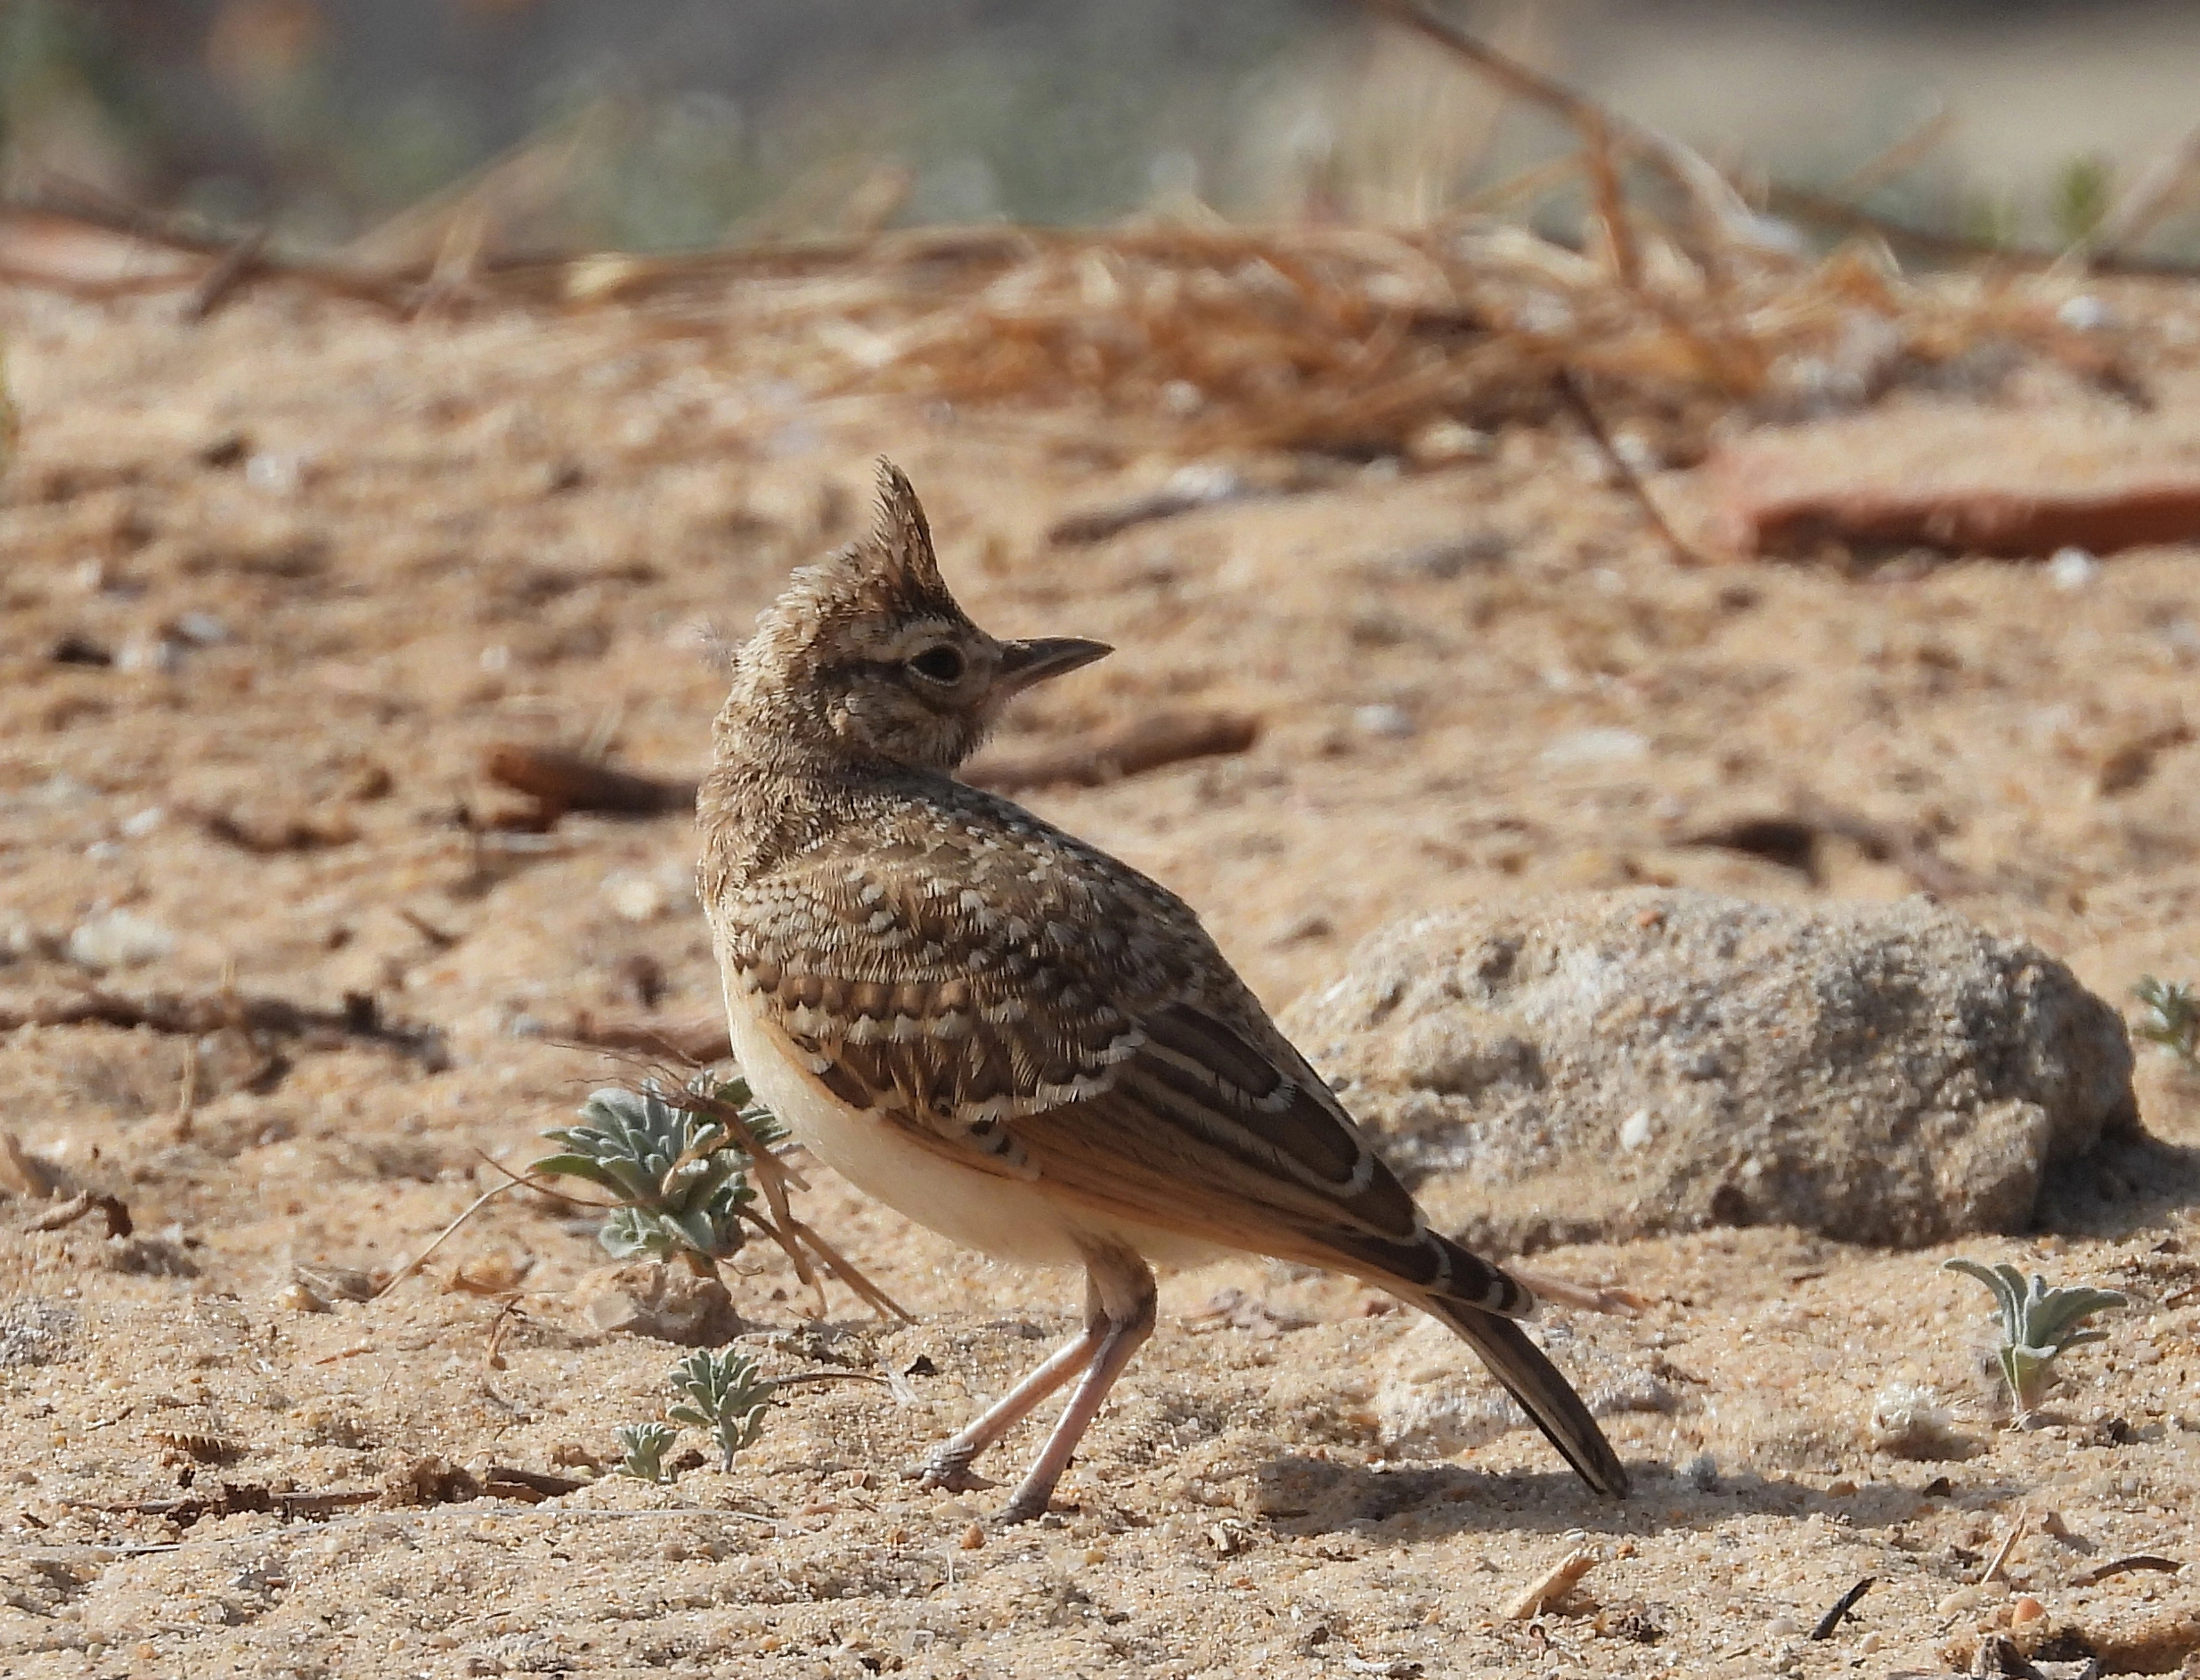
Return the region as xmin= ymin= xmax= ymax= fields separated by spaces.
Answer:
xmin=699 ymin=461 xmax=1628 ymax=1523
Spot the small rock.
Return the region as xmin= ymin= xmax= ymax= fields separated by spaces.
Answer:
xmin=1406 ymin=420 xmax=1493 ymax=468
xmin=2048 ymin=547 xmax=2100 ymax=591
xmin=170 ymin=611 xmax=230 ymax=646
xmin=572 ymin=1262 xmax=747 ymax=1345
xmin=275 ymin=1281 xmax=333 ymax=1314
xmin=1538 ymin=727 xmax=1649 ymax=771
xmin=1281 ymin=890 xmax=2137 ymax=1250
xmin=1353 ymin=705 xmax=1414 ymax=739
xmin=115 ymin=634 xmax=183 ymax=674
xmin=602 ymin=871 xmax=672 ymax=924
xmin=245 ymin=453 xmax=304 ymax=495
xmin=66 ymin=909 xmax=176 ymax=971
xmin=2057 ymin=295 xmax=2113 ymax=332
xmin=1868 ymin=1381 xmax=1967 ymax=1460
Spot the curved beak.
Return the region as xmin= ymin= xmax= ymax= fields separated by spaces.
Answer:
xmin=997 ymin=636 xmax=1112 ymax=697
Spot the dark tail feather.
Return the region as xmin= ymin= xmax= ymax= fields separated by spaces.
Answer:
xmin=1424 ymin=1294 xmax=1630 ymax=1499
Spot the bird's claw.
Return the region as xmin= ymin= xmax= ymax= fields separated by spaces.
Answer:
xmin=906 ymin=1444 xmax=998 ymax=1494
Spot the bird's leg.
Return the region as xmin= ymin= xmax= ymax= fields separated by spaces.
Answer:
xmin=994 ymin=1246 xmax=1156 ymax=1526
xmin=911 ymin=1321 xmax=1102 ymax=1494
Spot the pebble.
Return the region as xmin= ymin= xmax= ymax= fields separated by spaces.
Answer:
xmin=1352 ymin=705 xmax=1414 ymax=739
xmin=1406 ymin=419 xmax=1493 ymax=467
xmin=2057 ymin=295 xmax=2113 ymax=331
xmin=1538 ymin=726 xmax=1649 ymax=769
xmin=66 ymin=909 xmax=176 ymax=970
xmin=116 ymin=634 xmax=183 ymax=674
xmin=2048 ymin=547 xmax=2100 ymax=591
xmin=603 ymin=871 xmax=672 ymax=924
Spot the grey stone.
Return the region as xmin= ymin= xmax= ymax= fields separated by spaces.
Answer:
xmin=0 ymin=1301 xmax=75 ymax=1369
xmin=1279 ymin=889 xmax=2139 ymax=1251
xmin=572 ymin=1261 xmax=748 ymax=1345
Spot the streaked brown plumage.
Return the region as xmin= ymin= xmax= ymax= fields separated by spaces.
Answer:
xmin=700 ymin=461 xmax=1627 ymax=1521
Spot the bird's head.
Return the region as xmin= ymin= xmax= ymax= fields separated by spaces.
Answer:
xmin=721 ymin=461 xmax=1110 ymax=773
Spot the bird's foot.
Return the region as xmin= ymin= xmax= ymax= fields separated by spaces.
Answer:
xmin=990 ymin=1484 xmax=1056 ymax=1527
xmin=906 ymin=1442 xmax=998 ymax=1495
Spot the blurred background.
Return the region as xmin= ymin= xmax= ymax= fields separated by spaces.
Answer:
xmin=6 ymin=0 xmax=2200 ymax=261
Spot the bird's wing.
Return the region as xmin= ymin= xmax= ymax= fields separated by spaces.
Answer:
xmin=716 ymin=821 xmax=1528 ymax=1316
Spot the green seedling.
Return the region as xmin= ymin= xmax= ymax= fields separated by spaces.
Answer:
xmin=2051 ymin=153 xmax=2114 ymax=248
xmin=1944 ymin=1259 xmax=2127 ymax=1415
xmin=2132 ymin=976 xmax=2200 ymax=1067
xmin=668 ymin=1348 xmax=774 ymax=1472
xmin=614 ymin=1421 xmax=677 ymax=1483
xmin=534 ymin=1077 xmax=785 ymax=1270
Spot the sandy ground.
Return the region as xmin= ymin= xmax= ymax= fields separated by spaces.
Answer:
xmin=1 ymin=281 xmax=2198 ymax=1680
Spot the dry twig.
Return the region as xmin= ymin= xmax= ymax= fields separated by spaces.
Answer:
xmin=0 ymin=985 xmax=448 ymax=1067
xmin=1809 ymin=1576 xmax=1876 ymax=1640
xmin=1551 ymin=368 xmax=1723 ymax=566
xmin=26 ymin=1190 xmax=132 ymax=1237
xmin=1503 ymin=1546 xmax=1599 ymax=1619
xmin=483 ymin=744 xmax=697 ymax=820
xmin=964 ymin=711 xmax=1260 ymax=794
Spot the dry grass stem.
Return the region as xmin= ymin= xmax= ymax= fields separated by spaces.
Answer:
xmin=371 ymin=1180 xmax=528 ymax=1301
xmin=1503 ymin=1545 xmax=1599 ymax=1619
xmin=1831 ymin=104 xmax=1959 ymax=203
xmin=1981 ymin=1508 xmax=2029 ymax=1585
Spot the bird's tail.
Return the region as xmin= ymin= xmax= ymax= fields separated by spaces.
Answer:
xmin=1422 ymin=1263 xmax=1630 ymax=1499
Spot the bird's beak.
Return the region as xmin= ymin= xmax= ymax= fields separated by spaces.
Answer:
xmin=996 ymin=636 xmax=1112 ymax=697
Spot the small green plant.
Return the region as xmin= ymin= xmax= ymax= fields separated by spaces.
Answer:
xmin=613 ymin=1421 xmax=678 ymax=1483
xmin=2050 ymin=153 xmax=2114 ymax=248
xmin=1944 ymin=1259 xmax=2128 ymax=1415
xmin=534 ymin=1077 xmax=785 ymax=1270
xmin=2132 ymin=976 xmax=2200 ymax=1067
xmin=668 ymin=1348 xmax=774 ymax=1472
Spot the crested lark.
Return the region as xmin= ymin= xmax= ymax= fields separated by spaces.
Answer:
xmin=700 ymin=462 xmax=1628 ymax=1522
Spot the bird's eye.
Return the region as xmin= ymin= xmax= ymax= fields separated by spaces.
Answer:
xmin=908 ymin=645 xmax=966 ymax=684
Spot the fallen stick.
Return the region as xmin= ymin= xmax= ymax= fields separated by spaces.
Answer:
xmin=25 ymin=1190 xmax=132 ymax=1238
xmin=1503 ymin=1546 xmax=1598 ymax=1619
xmin=963 ymin=710 xmax=1259 ymax=793
xmin=180 ymin=225 xmax=269 ymax=323
xmin=1809 ymin=1577 xmax=1876 ymax=1640
xmin=1726 ymin=478 xmax=2200 ymax=560
xmin=1680 ymin=799 xmax=1979 ymax=900
xmin=483 ymin=744 xmax=697 ymax=818
xmin=1981 ymin=1509 xmax=2030 ymax=1586
xmin=559 ymin=1014 xmax=734 ymax=1065
xmin=1553 ymin=368 xmax=1725 ymax=566
xmin=94 ymin=1487 xmax=380 ymax=1528
xmin=2069 ymin=1554 xmax=2183 ymax=1588
xmin=0 ymin=986 xmax=449 ymax=1067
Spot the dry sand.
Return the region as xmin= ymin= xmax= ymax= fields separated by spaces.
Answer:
xmin=1 ymin=285 xmax=2196 ymax=1678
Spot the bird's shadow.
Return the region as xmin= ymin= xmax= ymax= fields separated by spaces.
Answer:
xmin=1249 ymin=1454 xmax=2023 ymax=1542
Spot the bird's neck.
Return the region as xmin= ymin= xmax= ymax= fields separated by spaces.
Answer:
xmin=699 ymin=700 xmax=943 ymax=892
